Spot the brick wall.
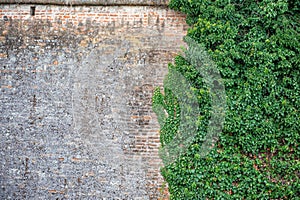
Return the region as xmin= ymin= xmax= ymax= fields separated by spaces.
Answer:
xmin=0 ymin=0 xmax=169 ymax=6
xmin=0 ymin=3 xmax=187 ymax=199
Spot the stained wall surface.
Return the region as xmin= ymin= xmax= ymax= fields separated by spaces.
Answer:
xmin=0 ymin=0 xmax=169 ymax=6
xmin=0 ymin=3 xmax=187 ymax=199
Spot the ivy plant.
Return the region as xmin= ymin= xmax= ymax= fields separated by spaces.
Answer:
xmin=153 ymin=0 xmax=299 ymax=199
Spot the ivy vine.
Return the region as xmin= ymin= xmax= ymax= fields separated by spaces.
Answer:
xmin=153 ymin=0 xmax=300 ymax=199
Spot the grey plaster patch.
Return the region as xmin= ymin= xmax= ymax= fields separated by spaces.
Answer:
xmin=72 ymin=40 xmax=149 ymax=199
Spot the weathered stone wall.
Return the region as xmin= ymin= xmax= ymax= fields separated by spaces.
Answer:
xmin=0 ymin=3 xmax=187 ymax=199
xmin=0 ymin=0 xmax=169 ymax=6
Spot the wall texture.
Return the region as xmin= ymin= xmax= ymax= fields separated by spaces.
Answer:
xmin=0 ymin=2 xmax=187 ymax=199
xmin=0 ymin=0 xmax=168 ymax=6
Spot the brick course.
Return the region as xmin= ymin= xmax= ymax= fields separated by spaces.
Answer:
xmin=0 ymin=3 xmax=187 ymax=199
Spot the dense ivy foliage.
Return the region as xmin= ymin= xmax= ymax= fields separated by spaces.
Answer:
xmin=153 ymin=0 xmax=300 ymax=199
